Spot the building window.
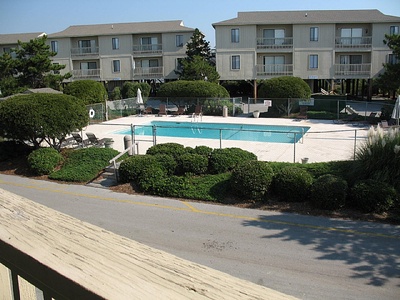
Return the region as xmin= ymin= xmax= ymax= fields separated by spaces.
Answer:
xmin=341 ymin=28 xmax=362 ymax=45
xmin=176 ymin=35 xmax=183 ymax=47
xmin=112 ymin=38 xmax=119 ymax=50
xmin=310 ymin=27 xmax=319 ymax=42
xmin=340 ymin=55 xmax=362 ymax=64
xmin=80 ymin=61 xmax=97 ymax=69
xmin=231 ymin=55 xmax=240 ymax=70
xmin=53 ymin=62 xmax=60 ymax=74
xmin=51 ymin=41 xmax=58 ymax=53
xmin=231 ymin=29 xmax=239 ymax=43
xmin=388 ymin=54 xmax=399 ymax=64
xmin=113 ymin=60 xmax=120 ymax=72
xmin=263 ymin=29 xmax=285 ymax=45
xmin=309 ymin=55 xmax=318 ymax=69
xmin=141 ymin=37 xmax=158 ymax=50
xmin=176 ymin=58 xmax=184 ymax=71
xmin=390 ymin=26 xmax=399 ymax=35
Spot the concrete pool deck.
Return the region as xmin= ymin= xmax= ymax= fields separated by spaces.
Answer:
xmin=81 ymin=114 xmax=370 ymax=163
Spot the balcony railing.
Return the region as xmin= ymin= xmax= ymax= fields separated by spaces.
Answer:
xmin=134 ymin=66 xmax=163 ymax=77
xmin=132 ymin=44 xmax=162 ymax=54
xmin=0 ymin=188 xmax=282 ymax=299
xmin=71 ymin=47 xmax=99 ymax=56
xmin=334 ymin=63 xmax=371 ymax=76
xmin=256 ymin=37 xmax=293 ymax=49
xmin=256 ymin=64 xmax=293 ymax=76
xmin=335 ymin=37 xmax=372 ymax=49
xmin=72 ymin=69 xmax=101 ymax=78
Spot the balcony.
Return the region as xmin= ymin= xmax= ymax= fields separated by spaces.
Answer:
xmin=72 ymin=69 xmax=101 ymax=79
xmin=334 ymin=63 xmax=371 ymax=77
xmin=134 ymin=66 xmax=163 ymax=78
xmin=132 ymin=44 xmax=162 ymax=55
xmin=256 ymin=37 xmax=293 ymax=50
xmin=256 ymin=64 xmax=293 ymax=76
xmin=71 ymin=47 xmax=99 ymax=57
xmin=335 ymin=37 xmax=372 ymax=49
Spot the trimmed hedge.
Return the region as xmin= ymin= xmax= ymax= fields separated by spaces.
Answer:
xmin=63 ymin=80 xmax=107 ymax=105
xmin=310 ymin=174 xmax=348 ymax=210
xmin=27 ymin=147 xmax=63 ymax=175
xmin=118 ymin=155 xmax=158 ymax=183
xmin=146 ymin=143 xmax=188 ymax=161
xmin=209 ymin=147 xmax=257 ymax=174
xmin=258 ymin=76 xmax=311 ymax=99
xmin=273 ymin=166 xmax=313 ymax=202
xmin=349 ymin=180 xmax=398 ymax=213
xmin=157 ymin=80 xmax=230 ymax=98
xmin=49 ymin=148 xmax=119 ymax=182
xmin=180 ymin=153 xmax=209 ymax=175
xmin=230 ymin=160 xmax=274 ymax=201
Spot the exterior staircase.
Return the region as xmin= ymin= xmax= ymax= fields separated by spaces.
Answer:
xmin=87 ymin=163 xmax=119 ymax=188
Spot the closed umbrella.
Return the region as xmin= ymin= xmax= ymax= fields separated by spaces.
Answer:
xmin=137 ymin=88 xmax=144 ymax=116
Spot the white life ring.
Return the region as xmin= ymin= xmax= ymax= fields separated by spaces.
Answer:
xmin=89 ymin=108 xmax=95 ymax=119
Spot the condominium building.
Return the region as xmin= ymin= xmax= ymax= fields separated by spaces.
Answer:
xmin=45 ymin=20 xmax=195 ymax=90
xmin=0 ymin=32 xmax=46 ymax=57
xmin=212 ymin=9 xmax=400 ymax=94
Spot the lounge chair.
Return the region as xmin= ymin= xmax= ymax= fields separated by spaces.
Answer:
xmin=86 ymin=132 xmax=107 ymax=147
xmin=143 ymin=106 xmax=153 ymax=115
xmin=158 ymin=104 xmax=167 ymax=116
xmin=296 ymin=106 xmax=308 ymax=119
xmin=71 ymin=132 xmax=89 ymax=147
xmin=173 ymin=106 xmax=186 ymax=116
xmin=193 ymin=105 xmax=202 ymax=117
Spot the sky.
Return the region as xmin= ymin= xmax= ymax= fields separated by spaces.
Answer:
xmin=1 ymin=0 xmax=400 ymax=48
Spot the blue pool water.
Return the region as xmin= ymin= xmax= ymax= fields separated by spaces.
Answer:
xmin=115 ymin=121 xmax=310 ymax=143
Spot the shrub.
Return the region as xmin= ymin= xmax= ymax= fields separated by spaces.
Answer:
xmin=193 ymin=145 xmax=213 ymax=157
xmin=273 ymin=166 xmax=313 ymax=202
xmin=121 ymin=82 xmax=151 ymax=98
xmin=146 ymin=143 xmax=188 ymax=161
xmin=110 ymin=87 xmax=122 ymax=100
xmin=180 ymin=153 xmax=209 ymax=175
xmin=118 ymin=155 xmax=158 ymax=183
xmin=354 ymin=126 xmax=400 ymax=190
xmin=157 ymin=80 xmax=230 ymax=98
xmin=49 ymin=148 xmax=119 ymax=182
xmin=230 ymin=160 xmax=274 ymax=201
xmin=310 ymin=174 xmax=348 ymax=210
xmin=209 ymin=147 xmax=257 ymax=174
xmin=63 ymin=80 xmax=107 ymax=105
xmin=136 ymin=163 xmax=167 ymax=193
xmin=27 ymin=147 xmax=63 ymax=175
xmin=152 ymin=154 xmax=177 ymax=175
xmin=258 ymin=76 xmax=311 ymax=99
xmin=0 ymin=94 xmax=89 ymax=151
xmin=349 ymin=180 xmax=398 ymax=213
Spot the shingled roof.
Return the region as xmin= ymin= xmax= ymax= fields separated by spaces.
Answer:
xmin=0 ymin=32 xmax=46 ymax=44
xmin=212 ymin=9 xmax=400 ymax=26
xmin=48 ymin=20 xmax=194 ymax=38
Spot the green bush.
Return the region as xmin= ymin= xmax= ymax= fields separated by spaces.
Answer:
xmin=0 ymin=94 xmax=89 ymax=150
xmin=63 ymin=80 xmax=107 ymax=105
xmin=180 ymin=153 xmax=209 ymax=175
xmin=273 ymin=166 xmax=313 ymax=202
xmin=349 ymin=180 xmax=398 ymax=213
xmin=258 ymin=76 xmax=311 ymax=99
xmin=27 ymin=147 xmax=63 ymax=175
xmin=230 ymin=160 xmax=274 ymax=201
xmin=136 ymin=163 xmax=167 ymax=193
xmin=110 ymin=87 xmax=122 ymax=100
xmin=157 ymin=80 xmax=230 ymax=98
xmin=310 ymin=174 xmax=348 ymax=210
xmin=209 ymin=147 xmax=257 ymax=174
xmin=49 ymin=148 xmax=119 ymax=182
xmin=118 ymin=155 xmax=158 ymax=183
xmin=152 ymin=154 xmax=178 ymax=175
xmin=193 ymin=145 xmax=213 ymax=157
xmin=121 ymin=82 xmax=151 ymax=98
xmin=146 ymin=143 xmax=188 ymax=161
xmin=354 ymin=126 xmax=400 ymax=190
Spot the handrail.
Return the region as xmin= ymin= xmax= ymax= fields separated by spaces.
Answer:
xmin=0 ymin=188 xmax=297 ymax=299
xmin=108 ymin=143 xmax=137 ymax=181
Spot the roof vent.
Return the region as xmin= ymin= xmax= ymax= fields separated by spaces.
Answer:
xmin=111 ymin=25 xmax=114 ymax=29
xmin=305 ymin=13 xmax=308 ymax=17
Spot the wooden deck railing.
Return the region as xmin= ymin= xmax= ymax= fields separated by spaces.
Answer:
xmin=0 ymin=188 xmax=297 ymax=300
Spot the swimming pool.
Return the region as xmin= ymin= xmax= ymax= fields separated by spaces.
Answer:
xmin=115 ymin=121 xmax=310 ymax=144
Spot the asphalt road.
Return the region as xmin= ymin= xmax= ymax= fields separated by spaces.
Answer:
xmin=0 ymin=174 xmax=399 ymax=300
